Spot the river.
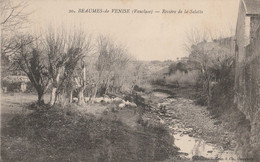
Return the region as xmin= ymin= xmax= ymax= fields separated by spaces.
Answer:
xmin=150 ymin=91 xmax=240 ymax=161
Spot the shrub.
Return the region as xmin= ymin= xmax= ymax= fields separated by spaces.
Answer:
xmin=151 ymin=78 xmax=166 ymax=86
xmin=165 ymin=70 xmax=199 ymax=86
xmin=209 ymin=58 xmax=235 ymax=114
xmin=133 ymin=85 xmax=145 ymax=92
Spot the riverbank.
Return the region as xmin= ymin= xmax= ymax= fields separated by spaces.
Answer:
xmin=1 ymin=93 xmax=179 ymax=161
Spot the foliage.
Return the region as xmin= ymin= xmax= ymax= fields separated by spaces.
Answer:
xmin=165 ymin=70 xmax=199 ymax=86
xmin=189 ymin=39 xmax=234 ymax=106
xmin=168 ymin=62 xmax=188 ymax=75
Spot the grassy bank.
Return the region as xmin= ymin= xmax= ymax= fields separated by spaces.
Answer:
xmin=1 ymin=94 xmax=179 ymax=161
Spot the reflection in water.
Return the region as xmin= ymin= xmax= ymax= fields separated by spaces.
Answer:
xmin=151 ymin=92 xmax=241 ymax=161
xmin=173 ymin=133 xmax=239 ymax=161
xmin=153 ymin=92 xmax=170 ymax=98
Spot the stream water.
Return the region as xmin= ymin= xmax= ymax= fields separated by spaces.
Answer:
xmin=152 ymin=92 xmax=239 ymax=161
xmin=173 ymin=132 xmax=237 ymax=161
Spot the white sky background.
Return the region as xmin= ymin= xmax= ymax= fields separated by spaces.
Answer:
xmin=23 ymin=0 xmax=239 ymax=61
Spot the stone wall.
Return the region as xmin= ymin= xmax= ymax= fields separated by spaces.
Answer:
xmin=235 ymin=22 xmax=260 ymax=160
xmin=246 ymin=26 xmax=260 ymax=159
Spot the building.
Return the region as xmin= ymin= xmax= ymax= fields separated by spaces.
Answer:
xmin=235 ymin=0 xmax=260 ymax=85
xmin=2 ymin=75 xmax=30 ymax=92
xmin=234 ymin=0 xmax=260 ymax=158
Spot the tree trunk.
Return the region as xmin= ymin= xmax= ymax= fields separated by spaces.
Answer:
xmin=69 ymin=90 xmax=73 ymax=103
xmin=104 ymin=76 xmax=110 ymax=95
xmin=206 ymin=76 xmax=211 ymax=107
xmin=37 ymin=90 xmax=44 ymax=105
xmin=207 ymin=84 xmax=210 ymax=107
xmin=104 ymin=84 xmax=109 ymax=95
xmin=77 ymin=64 xmax=86 ymax=105
xmin=93 ymin=84 xmax=98 ymax=99
xmin=49 ymin=70 xmax=61 ymax=106
xmin=50 ymin=87 xmax=57 ymax=106
xmin=78 ymin=87 xmax=85 ymax=105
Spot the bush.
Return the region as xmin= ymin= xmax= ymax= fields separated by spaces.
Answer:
xmin=209 ymin=58 xmax=235 ymax=115
xmin=151 ymin=78 xmax=166 ymax=86
xmin=194 ymin=89 xmax=208 ymax=106
xmin=133 ymin=85 xmax=145 ymax=92
xmin=165 ymin=70 xmax=199 ymax=86
xmin=2 ymin=81 xmax=21 ymax=92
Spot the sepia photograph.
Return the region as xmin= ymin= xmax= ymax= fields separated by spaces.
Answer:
xmin=1 ymin=0 xmax=260 ymax=161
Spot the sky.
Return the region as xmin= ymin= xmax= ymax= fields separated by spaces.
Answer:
xmin=23 ymin=0 xmax=239 ymax=61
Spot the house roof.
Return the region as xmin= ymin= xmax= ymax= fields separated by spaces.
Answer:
xmin=2 ymin=76 xmax=30 ymax=83
xmin=243 ymin=0 xmax=260 ymax=15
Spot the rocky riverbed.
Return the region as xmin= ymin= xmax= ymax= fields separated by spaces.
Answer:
xmin=143 ymin=91 xmax=241 ymax=161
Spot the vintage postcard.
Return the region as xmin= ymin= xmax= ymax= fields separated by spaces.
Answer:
xmin=1 ymin=0 xmax=260 ymax=161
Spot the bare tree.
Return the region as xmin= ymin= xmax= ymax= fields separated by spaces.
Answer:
xmin=110 ymin=54 xmax=132 ymax=93
xmin=94 ymin=35 xmax=131 ymax=97
xmin=105 ymin=44 xmax=130 ymax=94
xmin=93 ymin=35 xmax=115 ymax=98
xmin=130 ymin=62 xmax=144 ymax=93
xmin=12 ymin=35 xmax=50 ymax=104
xmin=1 ymin=0 xmax=31 ymax=54
xmin=62 ymin=49 xmax=87 ymax=105
xmin=1 ymin=0 xmax=31 ymax=78
xmin=44 ymin=29 xmax=89 ymax=106
xmin=73 ymin=41 xmax=92 ymax=105
xmin=1 ymin=0 xmax=29 ymax=28
xmin=44 ymin=29 xmax=67 ymax=106
xmin=183 ymin=27 xmax=208 ymax=54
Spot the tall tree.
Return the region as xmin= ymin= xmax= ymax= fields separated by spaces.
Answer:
xmin=1 ymin=0 xmax=31 ymax=77
xmin=94 ymin=35 xmax=131 ymax=97
xmin=45 ymin=29 xmax=90 ymax=106
xmin=72 ymin=42 xmax=92 ymax=105
xmin=12 ymin=35 xmax=50 ymax=104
